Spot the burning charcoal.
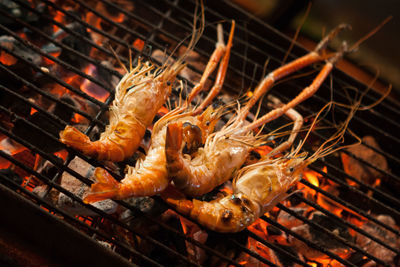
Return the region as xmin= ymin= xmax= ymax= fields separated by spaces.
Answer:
xmin=341 ymin=136 xmax=389 ymax=186
xmin=277 ymin=207 xmax=307 ymax=229
xmin=80 ymin=61 xmax=119 ymax=101
xmin=11 ymin=95 xmax=77 ymax=154
xmin=272 ymin=244 xmax=304 ymax=267
xmin=0 ymin=168 xmax=22 ymax=190
xmin=355 ymin=215 xmax=399 ymax=266
xmin=288 ymin=211 xmax=353 ymax=260
xmin=57 ymin=156 xmax=117 ymax=216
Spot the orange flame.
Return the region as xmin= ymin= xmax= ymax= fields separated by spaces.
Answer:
xmin=303 ymin=169 xmax=320 ymax=188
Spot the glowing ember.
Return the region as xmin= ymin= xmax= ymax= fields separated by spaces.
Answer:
xmin=30 ymin=107 xmax=38 ymax=116
xmin=80 ymin=64 xmax=110 ymax=102
xmin=0 ymin=51 xmax=17 ymax=66
xmin=133 ymin=38 xmax=145 ymax=52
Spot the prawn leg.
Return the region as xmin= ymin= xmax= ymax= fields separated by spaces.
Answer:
xmin=266 ymin=95 xmax=303 ymax=157
xmin=188 ymin=21 xmax=235 ymax=108
xmin=193 ymin=21 xmax=236 ymax=114
xmin=243 ymin=44 xmax=348 ymax=133
xmin=238 ymin=24 xmax=349 ymax=121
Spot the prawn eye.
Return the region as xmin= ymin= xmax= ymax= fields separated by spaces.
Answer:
xmin=166 ymin=81 xmax=171 ymax=86
xmin=289 ymin=167 xmax=295 ymax=173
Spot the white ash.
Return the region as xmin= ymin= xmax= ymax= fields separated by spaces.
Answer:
xmin=58 ymin=156 xmax=117 ymax=216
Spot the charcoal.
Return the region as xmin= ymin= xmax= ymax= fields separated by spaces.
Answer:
xmin=79 ymin=61 xmax=119 ymax=100
xmin=341 ymin=136 xmax=389 ymax=186
xmin=0 ymin=0 xmax=30 ymax=30
xmin=12 ymin=112 xmax=64 ymax=154
xmin=57 ymin=156 xmax=117 ymax=216
xmin=11 ymin=95 xmax=77 ymax=154
xmin=355 ymin=214 xmax=399 ymax=266
xmin=266 ymin=225 xmax=282 ymax=236
xmin=288 ymin=211 xmax=353 ymax=260
xmin=0 ymin=168 xmax=22 ymax=190
xmin=276 ymin=207 xmax=307 ymax=229
xmin=36 ymin=159 xmax=60 ymax=180
xmin=32 ymin=185 xmax=59 ymax=204
xmin=54 ymin=95 xmax=77 ymax=122
xmin=272 ymin=244 xmax=303 ymax=267
xmin=58 ymin=22 xmax=92 ymax=70
xmin=0 ymin=36 xmax=37 ymax=104
xmin=0 ymin=36 xmax=41 ymax=66
xmin=120 ymin=196 xmax=168 ymax=231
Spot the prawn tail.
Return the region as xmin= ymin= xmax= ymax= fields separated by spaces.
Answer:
xmin=59 ymin=126 xmax=96 ymax=156
xmin=83 ymin=168 xmax=120 ymax=204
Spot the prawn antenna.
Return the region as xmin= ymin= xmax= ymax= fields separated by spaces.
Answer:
xmin=349 ymin=16 xmax=393 ymax=52
xmin=282 ymin=1 xmax=312 ymax=65
xmin=109 ymin=44 xmax=128 ymax=73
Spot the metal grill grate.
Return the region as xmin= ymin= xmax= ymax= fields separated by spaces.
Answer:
xmin=0 ymin=0 xmax=399 ymax=266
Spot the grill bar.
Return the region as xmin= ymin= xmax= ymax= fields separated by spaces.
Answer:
xmin=0 ymin=172 xmax=154 ymax=266
xmin=244 ymin=230 xmax=310 ymax=266
xmin=0 ymin=8 xmax=122 ymax=79
xmin=228 ymin=239 xmax=280 ymax=267
xmin=45 ymin=0 xmax=400 ymax=176
xmin=1 ymin=0 xmax=399 ymax=266
xmin=276 ymin=204 xmax=389 ymax=266
xmin=13 ymin=0 xmax=400 ymax=162
xmin=0 ymin=112 xmax=242 ymax=265
xmin=0 ymin=62 xmax=105 ymax=127
xmin=301 ymin=179 xmax=400 ymax=236
xmin=0 ymin=43 xmax=106 ymax=110
xmin=295 ymin=194 xmax=400 ymax=254
xmin=0 ymin=182 xmax=137 ymax=267
xmin=310 ymin=163 xmax=400 ymax=217
xmin=4 ymin=6 xmax=399 ymax=225
xmin=0 ymin=152 xmax=203 ymax=266
xmin=261 ymin=215 xmax=357 ymax=267
xmin=7 ymin=0 xmax=130 ymax=72
xmin=162 ymin=0 xmax=400 ymax=122
xmin=0 ymin=25 xmax=113 ymax=95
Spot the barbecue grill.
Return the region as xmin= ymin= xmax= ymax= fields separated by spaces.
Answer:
xmin=1 ymin=0 xmax=399 ymax=266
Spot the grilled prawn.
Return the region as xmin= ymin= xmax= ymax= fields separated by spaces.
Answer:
xmin=59 ymin=9 xmax=208 ymax=162
xmin=165 ymin=25 xmax=349 ymax=197
xmin=163 ymin=153 xmax=309 ymax=232
xmin=60 ymin=60 xmax=185 ymax=162
xmin=163 ymin=95 xmax=363 ymax=233
xmin=83 ymin=21 xmax=235 ymax=203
